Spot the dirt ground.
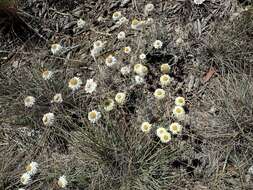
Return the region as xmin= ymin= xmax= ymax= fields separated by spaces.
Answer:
xmin=0 ymin=0 xmax=253 ymax=189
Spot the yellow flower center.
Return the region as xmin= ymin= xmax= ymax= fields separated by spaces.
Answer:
xmin=113 ymin=12 xmax=119 ymax=17
xmin=43 ymin=116 xmax=48 ymax=123
xmin=51 ymin=44 xmax=58 ymax=49
xmin=132 ymin=19 xmax=139 ymax=25
xmin=157 ymin=91 xmax=162 ymax=96
xmin=178 ymin=99 xmax=184 ymax=104
xmin=89 ymin=112 xmax=97 ymax=119
xmin=69 ymin=78 xmax=78 ymax=86
xmin=143 ymin=125 xmax=149 ymax=130
xmin=107 ymin=56 xmax=113 ymax=63
xmin=176 ymin=108 xmax=182 ymax=113
xmin=171 ymin=125 xmax=178 ymax=131
xmin=26 ymin=164 xmax=32 ymax=172
xmin=94 ymin=41 xmax=101 ymax=47
xmin=43 ymin=70 xmax=49 ymax=76
xmin=163 ymin=135 xmax=169 ymax=141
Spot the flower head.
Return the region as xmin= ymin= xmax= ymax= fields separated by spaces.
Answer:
xmin=26 ymin=161 xmax=38 ymax=176
xmin=91 ymin=40 xmax=104 ymax=57
xmin=105 ymin=55 xmax=118 ymax=67
xmin=51 ymin=43 xmax=62 ymax=55
xmin=117 ymin=31 xmax=126 ymax=40
xmin=24 ymin=96 xmax=35 ymax=108
xmin=85 ymin=79 xmax=97 ymax=94
xmin=51 ymin=93 xmax=63 ymax=103
xmin=134 ymin=64 xmax=148 ymax=76
xmin=131 ymin=18 xmax=144 ymax=30
xmin=194 ymin=0 xmax=206 ymax=5
xmin=112 ymin=11 xmax=122 ymax=21
xmin=160 ymin=64 xmax=171 ymax=74
xmin=103 ymin=99 xmax=115 ymax=112
xmin=160 ymin=132 xmax=172 ymax=143
xmin=58 ymin=175 xmax=68 ymax=188
xmin=139 ymin=53 xmax=146 ymax=60
xmin=42 ymin=112 xmax=55 ymax=127
xmin=134 ymin=75 xmax=145 ymax=85
xmin=20 ymin=173 xmax=31 ymax=185
xmin=144 ymin=3 xmax=155 ymax=15
xmin=169 ymin=122 xmax=182 ymax=134
xmin=160 ymin=74 xmax=171 ymax=87
xmin=77 ymin=18 xmax=86 ymax=28
xmin=154 ymin=88 xmax=166 ymax=100
xmin=116 ymin=17 xmax=129 ymax=25
xmin=153 ymin=40 xmax=163 ymax=49
xmin=141 ymin=122 xmax=152 ymax=133
xmin=123 ymin=46 xmax=131 ymax=54
xmin=88 ymin=110 xmax=101 ymax=123
xmin=120 ymin=66 xmax=131 ymax=75
xmin=68 ymin=77 xmax=82 ymax=91
xmin=175 ymin=97 xmax=185 ymax=107
xmin=115 ymin=92 xmax=126 ymax=105
xmin=173 ymin=106 xmax=186 ymax=121
xmin=156 ymin=127 xmax=167 ymax=138
xmin=42 ymin=70 xmax=53 ymax=80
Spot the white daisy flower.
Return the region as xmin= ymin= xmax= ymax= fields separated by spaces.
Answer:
xmin=160 ymin=74 xmax=171 ymax=87
xmin=42 ymin=70 xmax=53 ymax=80
xmin=160 ymin=132 xmax=172 ymax=143
xmin=88 ymin=110 xmax=101 ymax=123
xmin=144 ymin=3 xmax=155 ymax=15
xmin=173 ymin=106 xmax=186 ymax=121
xmin=24 ymin=96 xmax=35 ymax=108
xmin=169 ymin=122 xmax=182 ymax=135
xmin=134 ymin=64 xmax=148 ymax=76
xmin=131 ymin=19 xmax=144 ymax=30
xmin=25 ymin=161 xmax=38 ymax=176
xmin=42 ymin=112 xmax=55 ymax=127
xmin=112 ymin=11 xmax=122 ymax=21
xmin=116 ymin=16 xmax=129 ymax=25
xmin=120 ymin=66 xmax=131 ymax=75
xmin=85 ymin=79 xmax=97 ymax=94
xmin=77 ymin=18 xmax=86 ymax=28
xmin=156 ymin=127 xmax=167 ymax=138
xmin=135 ymin=75 xmax=145 ymax=85
xmin=51 ymin=43 xmax=62 ymax=55
xmin=20 ymin=173 xmax=31 ymax=185
xmin=117 ymin=31 xmax=126 ymax=40
xmin=139 ymin=53 xmax=146 ymax=60
xmin=115 ymin=92 xmax=126 ymax=105
xmin=58 ymin=175 xmax=68 ymax=188
xmin=160 ymin=63 xmax=171 ymax=74
xmin=123 ymin=46 xmax=131 ymax=54
xmin=153 ymin=40 xmax=163 ymax=49
xmin=141 ymin=122 xmax=152 ymax=133
xmin=194 ymin=0 xmax=206 ymax=5
xmin=175 ymin=97 xmax=185 ymax=107
xmin=91 ymin=40 xmax=104 ymax=57
xmin=68 ymin=77 xmax=82 ymax=91
xmin=103 ymin=99 xmax=115 ymax=112
xmin=51 ymin=93 xmax=63 ymax=103
xmin=154 ymin=88 xmax=166 ymax=100
xmin=105 ymin=55 xmax=118 ymax=67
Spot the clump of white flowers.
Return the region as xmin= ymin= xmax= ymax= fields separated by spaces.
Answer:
xmin=58 ymin=175 xmax=68 ymax=188
xmin=112 ymin=11 xmax=122 ymax=21
xmin=24 ymin=96 xmax=35 ymax=108
xmin=77 ymin=18 xmax=86 ymax=28
xmin=153 ymin=40 xmax=163 ymax=49
xmin=169 ymin=122 xmax=182 ymax=135
xmin=134 ymin=75 xmax=145 ymax=85
xmin=25 ymin=161 xmax=38 ymax=176
xmin=116 ymin=16 xmax=129 ymax=25
xmin=91 ymin=40 xmax=104 ymax=57
xmin=105 ymin=55 xmax=118 ymax=67
xmin=120 ymin=66 xmax=131 ymax=75
xmin=144 ymin=3 xmax=155 ymax=15
xmin=123 ymin=46 xmax=131 ymax=54
xmin=88 ymin=110 xmax=101 ymax=123
xmin=51 ymin=93 xmax=63 ymax=104
xmin=173 ymin=106 xmax=186 ymax=121
xmin=134 ymin=64 xmax=148 ymax=76
xmin=20 ymin=173 xmax=31 ymax=185
xmin=141 ymin=122 xmax=152 ymax=133
xmin=68 ymin=77 xmax=82 ymax=91
xmin=115 ymin=92 xmax=126 ymax=105
xmin=117 ymin=31 xmax=126 ymax=40
xmin=85 ymin=79 xmax=97 ymax=94
xmin=51 ymin=43 xmax=62 ymax=55
xmin=194 ymin=0 xmax=206 ymax=5
xmin=139 ymin=53 xmax=146 ymax=60
xmin=42 ymin=70 xmax=53 ymax=80
xmin=103 ymin=99 xmax=115 ymax=112
xmin=160 ymin=132 xmax=172 ymax=143
xmin=42 ymin=112 xmax=55 ymax=127
xmin=160 ymin=74 xmax=171 ymax=87
xmin=160 ymin=63 xmax=171 ymax=74
xmin=154 ymin=88 xmax=166 ymax=100
xmin=131 ymin=19 xmax=144 ymax=30
xmin=175 ymin=97 xmax=185 ymax=107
